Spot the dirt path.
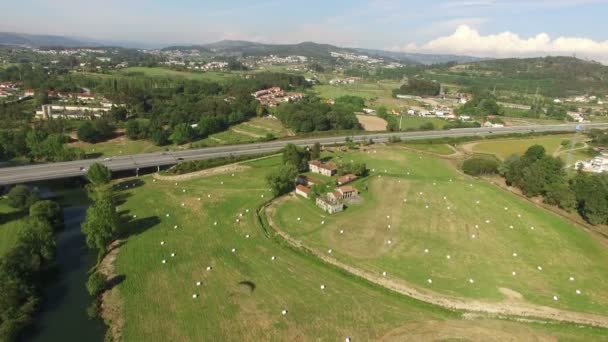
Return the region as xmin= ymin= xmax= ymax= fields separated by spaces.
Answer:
xmin=400 ymin=144 xmax=464 ymax=159
xmin=154 ymin=164 xmax=251 ymax=182
xmin=263 ymin=196 xmax=608 ymax=328
xmin=99 ymin=240 xmax=125 ymax=342
xmin=231 ymin=128 xmax=264 ymax=138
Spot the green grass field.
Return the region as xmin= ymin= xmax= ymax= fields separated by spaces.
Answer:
xmin=314 ymin=80 xmax=403 ymax=111
xmin=0 ymin=201 xmax=25 ymax=257
xmin=273 ymin=147 xmax=608 ymax=316
xmin=399 ymin=117 xmax=448 ymax=130
xmin=114 ymin=67 xmax=242 ymax=82
xmin=469 ymin=134 xmax=587 ymax=160
xmin=71 ymin=137 xmax=166 ymax=158
xmin=112 ymin=154 xmax=608 ymax=340
xmin=405 ymin=143 xmax=454 ymax=155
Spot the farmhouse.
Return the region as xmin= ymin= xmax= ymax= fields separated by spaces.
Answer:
xmin=329 ymin=186 xmax=358 ymax=201
xmin=295 ymin=185 xmax=311 ymax=199
xmin=315 ymin=196 xmax=344 ymax=214
xmin=309 ymin=160 xmax=337 ymax=176
xmin=296 ymin=175 xmax=321 ymax=186
xmin=337 ymin=174 xmax=357 ymax=186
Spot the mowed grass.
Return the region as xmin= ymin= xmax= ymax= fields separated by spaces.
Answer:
xmin=399 ymin=116 xmax=448 ymax=130
xmin=405 ymin=143 xmax=454 ymax=155
xmin=0 ymin=201 xmax=25 ymax=257
xmin=114 ymin=67 xmax=242 ymax=82
xmin=231 ymin=117 xmax=293 ymax=138
xmin=71 ymin=137 xmax=165 ymax=158
xmin=112 ymin=155 xmax=608 ymax=340
xmin=470 ymin=134 xmax=586 ymax=160
xmin=273 ymin=146 xmax=608 ymax=315
xmin=314 ymin=80 xmax=400 ymax=101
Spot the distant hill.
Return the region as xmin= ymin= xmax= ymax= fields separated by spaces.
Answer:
xmin=353 ymin=48 xmax=485 ymax=65
xmin=432 ymin=56 xmax=608 ymax=97
xmin=165 ymin=40 xmax=420 ymax=64
xmin=0 ymin=32 xmax=97 ymax=48
xmin=200 ymin=40 xmax=363 ymax=60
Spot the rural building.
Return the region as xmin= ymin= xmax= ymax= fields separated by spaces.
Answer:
xmin=296 ymin=175 xmax=321 ymax=187
xmin=295 ymin=185 xmax=311 ymax=199
xmin=329 ymin=186 xmax=358 ymax=200
xmin=575 ymin=154 xmax=608 ymax=173
xmin=315 ymin=197 xmax=344 ymax=214
xmin=252 ymin=87 xmax=304 ymax=107
xmin=35 ymin=104 xmax=111 ymax=120
xmin=336 ymin=174 xmax=357 ymax=186
xmin=309 ymin=160 xmax=337 ymax=177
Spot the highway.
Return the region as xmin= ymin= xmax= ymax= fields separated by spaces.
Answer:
xmin=1 ymin=122 xmax=607 ymax=185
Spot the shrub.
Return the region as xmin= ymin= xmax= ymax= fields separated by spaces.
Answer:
xmin=29 ymin=200 xmax=63 ymax=230
xmin=86 ymin=301 xmax=100 ymax=320
xmin=86 ymin=272 xmax=107 ymax=297
xmin=419 ymin=122 xmax=435 ymax=131
xmin=462 ymin=157 xmax=499 ymax=176
xmin=7 ymin=185 xmax=40 ymax=210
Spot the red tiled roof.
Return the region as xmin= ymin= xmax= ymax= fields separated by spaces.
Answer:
xmin=309 ymin=160 xmax=336 ymax=171
xmin=338 ymin=185 xmax=356 ymax=193
xmin=337 ymin=174 xmax=357 ymax=184
xmin=296 ymin=184 xmax=311 ymax=193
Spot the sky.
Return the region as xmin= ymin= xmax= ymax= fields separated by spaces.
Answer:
xmin=1 ymin=0 xmax=608 ymax=60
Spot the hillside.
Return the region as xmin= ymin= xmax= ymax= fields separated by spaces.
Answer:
xmin=353 ymin=48 xmax=484 ymax=65
xmin=429 ymin=56 xmax=608 ymax=97
xmin=0 ymin=32 xmax=94 ymax=48
xmin=200 ymin=40 xmax=366 ymax=60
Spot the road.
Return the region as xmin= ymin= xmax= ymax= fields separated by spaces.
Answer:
xmin=1 ymin=123 xmax=607 ymax=185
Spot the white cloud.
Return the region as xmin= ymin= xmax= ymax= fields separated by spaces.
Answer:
xmin=399 ymin=25 xmax=608 ymax=62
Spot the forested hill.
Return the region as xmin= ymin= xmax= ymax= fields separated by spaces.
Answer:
xmin=442 ymin=56 xmax=608 ymax=97
xmin=201 ymin=41 xmax=366 ymax=60
xmin=0 ymin=32 xmax=94 ymax=48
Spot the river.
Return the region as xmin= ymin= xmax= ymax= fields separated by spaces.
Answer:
xmin=20 ymin=206 xmax=106 ymax=341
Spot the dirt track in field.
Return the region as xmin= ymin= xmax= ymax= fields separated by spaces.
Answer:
xmin=356 ymin=114 xmax=388 ymax=131
xmin=264 ymin=196 xmax=608 ymax=329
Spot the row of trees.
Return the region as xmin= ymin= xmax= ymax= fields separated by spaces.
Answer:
xmin=464 ymin=144 xmax=608 ymax=225
xmin=81 ymin=164 xmax=117 ymax=320
xmin=0 ymin=186 xmax=63 ymax=341
xmin=267 ymin=144 xmax=311 ymax=196
xmin=275 ymin=96 xmax=361 ymax=133
xmin=0 ymin=127 xmax=84 ymax=162
xmin=392 ymin=78 xmax=441 ymax=97
xmin=456 ymin=91 xmax=503 ymax=116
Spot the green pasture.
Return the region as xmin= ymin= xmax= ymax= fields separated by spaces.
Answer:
xmin=114 ymin=67 xmax=242 ymax=82
xmin=469 ymin=134 xmax=587 ymax=160
xmin=111 ymin=153 xmax=608 ymax=340
xmin=0 ymin=201 xmax=25 ymax=257
xmin=399 ymin=116 xmax=448 ymax=130
xmin=404 ymin=143 xmax=454 ymax=155
xmin=273 ymin=147 xmax=608 ymax=315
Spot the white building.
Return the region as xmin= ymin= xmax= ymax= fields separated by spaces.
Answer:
xmin=575 ymin=155 xmax=608 ymax=173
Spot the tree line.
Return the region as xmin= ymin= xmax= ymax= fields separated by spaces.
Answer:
xmin=462 ymin=144 xmax=608 ymax=226
xmin=0 ymin=186 xmax=64 ymax=341
xmin=275 ymin=96 xmax=361 ymax=133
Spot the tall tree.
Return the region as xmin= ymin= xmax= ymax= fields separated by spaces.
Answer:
xmin=81 ymin=194 xmax=119 ymax=257
xmin=282 ymin=144 xmax=310 ymax=172
xmin=87 ymin=163 xmax=112 ymax=186
xmin=266 ymin=164 xmax=298 ymax=197
xmin=311 ymin=142 xmax=321 ymax=160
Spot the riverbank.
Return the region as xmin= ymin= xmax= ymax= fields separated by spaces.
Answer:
xmin=20 ymin=206 xmax=106 ymax=342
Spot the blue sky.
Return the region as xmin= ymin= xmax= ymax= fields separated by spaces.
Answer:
xmin=1 ymin=0 xmax=608 ymax=59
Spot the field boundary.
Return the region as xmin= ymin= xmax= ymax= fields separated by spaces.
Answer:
xmin=261 ymin=195 xmax=608 ymax=329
